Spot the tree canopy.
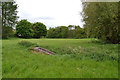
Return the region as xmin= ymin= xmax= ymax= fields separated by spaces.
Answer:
xmin=32 ymin=22 xmax=47 ymax=38
xmin=47 ymin=25 xmax=87 ymax=38
xmin=16 ymin=20 xmax=47 ymax=38
xmin=2 ymin=1 xmax=18 ymax=38
xmin=16 ymin=19 xmax=33 ymax=38
xmin=82 ymin=2 xmax=119 ymax=43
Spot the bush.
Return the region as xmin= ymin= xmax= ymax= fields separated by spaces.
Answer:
xmin=32 ymin=22 xmax=47 ymax=38
xmin=16 ymin=19 xmax=34 ymax=38
xmin=2 ymin=26 xmax=14 ymax=39
xmin=18 ymin=40 xmax=38 ymax=47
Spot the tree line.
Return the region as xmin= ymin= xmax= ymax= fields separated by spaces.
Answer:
xmin=47 ymin=25 xmax=87 ymax=38
xmin=16 ymin=20 xmax=87 ymax=39
xmin=1 ymin=1 xmax=119 ymax=43
xmin=1 ymin=1 xmax=86 ymax=39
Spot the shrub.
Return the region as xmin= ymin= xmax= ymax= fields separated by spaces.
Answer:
xmin=18 ymin=41 xmax=37 ymax=47
xmin=16 ymin=19 xmax=34 ymax=38
xmin=2 ymin=26 xmax=14 ymax=39
xmin=18 ymin=40 xmax=39 ymax=47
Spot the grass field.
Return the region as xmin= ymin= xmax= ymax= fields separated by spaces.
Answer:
xmin=2 ymin=38 xmax=118 ymax=78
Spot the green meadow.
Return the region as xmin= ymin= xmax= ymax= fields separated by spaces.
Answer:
xmin=2 ymin=38 xmax=118 ymax=78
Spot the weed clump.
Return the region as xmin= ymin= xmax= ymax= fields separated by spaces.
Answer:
xmin=18 ymin=40 xmax=38 ymax=47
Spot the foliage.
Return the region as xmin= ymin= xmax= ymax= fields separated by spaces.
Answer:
xmin=47 ymin=26 xmax=68 ymax=38
xmin=2 ymin=26 xmax=14 ymax=39
xmin=18 ymin=40 xmax=38 ymax=47
xmin=67 ymin=25 xmax=74 ymax=38
xmin=2 ymin=2 xmax=18 ymax=38
xmin=47 ymin=28 xmax=56 ymax=38
xmin=32 ymin=22 xmax=47 ymax=38
xmin=16 ymin=20 xmax=47 ymax=38
xmin=73 ymin=26 xmax=87 ymax=39
xmin=47 ymin=25 xmax=87 ymax=38
xmin=60 ymin=26 xmax=68 ymax=38
xmin=16 ymin=19 xmax=33 ymax=38
xmin=82 ymin=2 xmax=119 ymax=44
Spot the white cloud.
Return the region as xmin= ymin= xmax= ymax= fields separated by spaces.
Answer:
xmin=16 ymin=0 xmax=84 ymax=29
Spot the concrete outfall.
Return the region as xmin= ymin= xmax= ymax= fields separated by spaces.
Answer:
xmin=31 ymin=47 xmax=56 ymax=55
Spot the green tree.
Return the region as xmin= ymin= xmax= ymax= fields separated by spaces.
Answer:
xmin=68 ymin=25 xmax=74 ymax=38
xmin=16 ymin=19 xmax=33 ymax=38
xmin=54 ymin=27 xmax=62 ymax=38
xmin=32 ymin=22 xmax=47 ymax=38
xmin=47 ymin=28 xmax=56 ymax=38
xmin=2 ymin=1 xmax=18 ymax=38
xmin=82 ymin=2 xmax=119 ymax=43
xmin=73 ymin=25 xmax=87 ymax=39
xmin=60 ymin=26 xmax=68 ymax=38
xmin=47 ymin=25 xmax=87 ymax=38
xmin=47 ymin=26 xmax=68 ymax=38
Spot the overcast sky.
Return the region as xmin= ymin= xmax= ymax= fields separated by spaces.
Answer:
xmin=16 ymin=0 xmax=84 ymax=29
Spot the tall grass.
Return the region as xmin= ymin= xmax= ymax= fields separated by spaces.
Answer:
xmin=2 ymin=38 xmax=118 ymax=78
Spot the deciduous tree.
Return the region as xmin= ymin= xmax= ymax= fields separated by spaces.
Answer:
xmin=82 ymin=2 xmax=119 ymax=43
xmin=16 ymin=19 xmax=33 ymax=38
xmin=32 ymin=22 xmax=47 ymax=38
xmin=2 ymin=1 xmax=18 ymax=38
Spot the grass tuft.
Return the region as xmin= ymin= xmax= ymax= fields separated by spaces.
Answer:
xmin=18 ymin=40 xmax=38 ymax=47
